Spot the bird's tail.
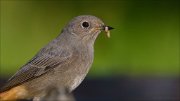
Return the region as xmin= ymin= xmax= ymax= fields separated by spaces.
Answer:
xmin=0 ymin=85 xmax=28 ymax=101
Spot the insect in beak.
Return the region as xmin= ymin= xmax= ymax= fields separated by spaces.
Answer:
xmin=102 ymin=25 xmax=114 ymax=38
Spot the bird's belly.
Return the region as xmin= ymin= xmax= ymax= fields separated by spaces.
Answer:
xmin=53 ymin=54 xmax=93 ymax=91
xmin=53 ymin=66 xmax=89 ymax=92
xmin=68 ymin=74 xmax=86 ymax=91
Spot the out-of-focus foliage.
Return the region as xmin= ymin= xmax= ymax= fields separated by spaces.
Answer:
xmin=0 ymin=0 xmax=179 ymax=77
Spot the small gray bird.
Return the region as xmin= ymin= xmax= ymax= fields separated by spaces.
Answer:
xmin=0 ymin=15 xmax=113 ymax=100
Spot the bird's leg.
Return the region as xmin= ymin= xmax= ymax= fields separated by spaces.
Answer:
xmin=33 ymin=97 xmax=41 ymax=101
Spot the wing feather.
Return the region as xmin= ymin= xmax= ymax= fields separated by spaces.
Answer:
xmin=0 ymin=47 xmax=72 ymax=93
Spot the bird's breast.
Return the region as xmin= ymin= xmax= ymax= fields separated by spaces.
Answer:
xmin=67 ymin=45 xmax=94 ymax=91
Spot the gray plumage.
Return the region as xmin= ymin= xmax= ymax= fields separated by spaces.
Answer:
xmin=0 ymin=15 xmax=113 ymax=99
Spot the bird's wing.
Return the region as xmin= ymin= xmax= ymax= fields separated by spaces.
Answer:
xmin=0 ymin=48 xmax=73 ymax=93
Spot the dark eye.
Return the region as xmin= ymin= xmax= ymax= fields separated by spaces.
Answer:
xmin=82 ymin=21 xmax=89 ymax=28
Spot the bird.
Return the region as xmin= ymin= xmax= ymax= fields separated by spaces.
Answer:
xmin=0 ymin=15 xmax=114 ymax=101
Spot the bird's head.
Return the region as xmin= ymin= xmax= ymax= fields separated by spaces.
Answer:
xmin=64 ymin=15 xmax=114 ymax=44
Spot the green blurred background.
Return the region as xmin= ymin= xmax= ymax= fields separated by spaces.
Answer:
xmin=0 ymin=0 xmax=179 ymax=77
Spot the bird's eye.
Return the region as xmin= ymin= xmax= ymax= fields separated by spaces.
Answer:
xmin=81 ymin=21 xmax=89 ymax=28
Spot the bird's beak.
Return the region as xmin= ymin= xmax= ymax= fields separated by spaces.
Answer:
xmin=101 ymin=25 xmax=114 ymax=38
xmin=102 ymin=26 xmax=114 ymax=31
